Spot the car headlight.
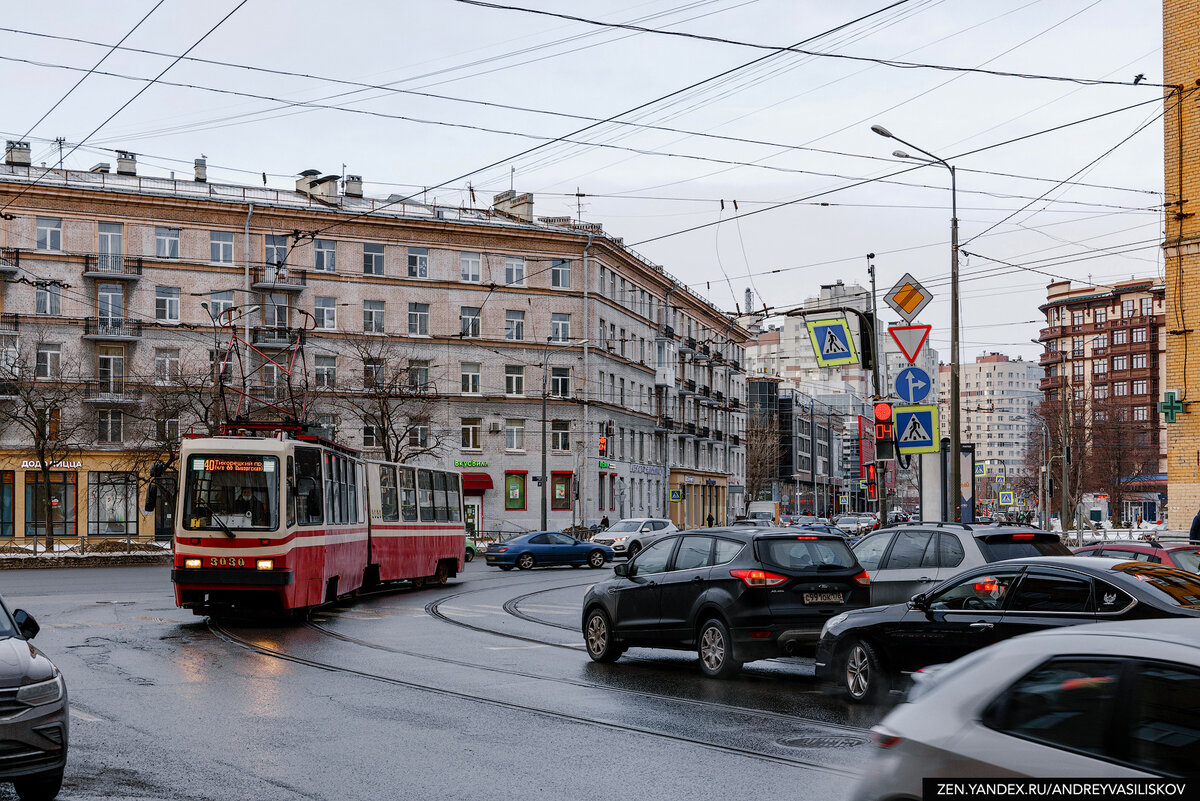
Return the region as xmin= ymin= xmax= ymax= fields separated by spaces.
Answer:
xmin=820 ymin=613 xmax=849 ymax=638
xmin=17 ymin=674 xmax=64 ymax=706
xmin=612 ymin=537 xmax=626 ymax=544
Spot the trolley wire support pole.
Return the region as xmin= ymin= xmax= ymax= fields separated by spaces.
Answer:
xmin=867 ymin=253 xmax=886 ymax=524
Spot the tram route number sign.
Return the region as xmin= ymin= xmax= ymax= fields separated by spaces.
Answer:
xmin=192 ymin=457 xmax=273 ymax=473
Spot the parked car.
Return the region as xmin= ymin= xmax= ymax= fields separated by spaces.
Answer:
xmin=485 ymin=531 xmax=613 ymax=570
xmin=851 ymin=618 xmax=1200 ymax=797
xmin=728 ymin=519 xmax=775 ymax=528
xmin=835 ymin=515 xmax=875 ymax=538
xmin=582 ymin=527 xmax=870 ymax=678
xmin=465 ymin=538 xmax=476 ymax=562
xmin=816 ymin=556 xmax=1200 ymax=703
xmin=784 ymin=515 xmax=825 ymax=527
xmin=0 ymin=597 xmax=66 ymax=800
xmin=1074 ymin=540 xmax=1200 ymax=572
xmin=591 ymin=518 xmax=678 ymax=558
xmin=851 ymin=524 xmax=1071 ymax=606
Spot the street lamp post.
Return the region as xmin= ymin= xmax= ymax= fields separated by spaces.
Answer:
xmin=871 ymin=124 xmax=960 ymax=521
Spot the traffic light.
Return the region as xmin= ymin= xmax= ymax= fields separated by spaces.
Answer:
xmin=866 ymin=464 xmax=878 ymax=500
xmin=598 ymin=436 xmax=607 ymax=456
xmin=873 ymin=401 xmax=894 ymax=441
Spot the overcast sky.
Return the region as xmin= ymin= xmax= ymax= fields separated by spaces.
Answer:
xmin=0 ymin=0 xmax=1165 ymax=361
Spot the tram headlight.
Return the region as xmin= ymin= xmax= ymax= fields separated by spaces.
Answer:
xmin=256 ymin=559 xmax=274 ymax=571
xmin=184 ymin=558 xmax=202 ymax=569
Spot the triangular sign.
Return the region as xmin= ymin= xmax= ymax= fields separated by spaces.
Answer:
xmin=889 ymin=325 xmax=932 ymax=365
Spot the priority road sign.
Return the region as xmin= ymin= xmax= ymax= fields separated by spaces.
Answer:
xmin=889 ymin=324 xmax=932 ymax=364
xmin=999 ymin=491 xmax=1015 ymax=506
xmin=669 ymin=488 xmax=683 ymax=502
xmin=894 ymin=404 xmax=939 ymax=454
xmin=806 ymin=317 xmax=859 ymax=368
xmin=894 ymin=366 xmax=931 ymax=404
xmin=884 ymin=272 xmax=933 ymax=322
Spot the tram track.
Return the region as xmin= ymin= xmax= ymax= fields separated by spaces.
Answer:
xmin=207 ymin=620 xmax=860 ymax=778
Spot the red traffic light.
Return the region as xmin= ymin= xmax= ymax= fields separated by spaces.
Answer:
xmin=598 ymin=436 xmax=607 ymax=455
xmin=873 ymin=401 xmax=893 ymax=422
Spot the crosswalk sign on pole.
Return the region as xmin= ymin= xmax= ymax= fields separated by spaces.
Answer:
xmin=999 ymin=491 xmax=1014 ymax=506
xmin=805 ymin=317 xmax=859 ymax=368
xmin=893 ymin=404 xmax=939 ymax=454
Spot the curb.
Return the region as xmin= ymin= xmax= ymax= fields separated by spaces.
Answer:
xmin=0 ymin=553 xmax=174 ymax=570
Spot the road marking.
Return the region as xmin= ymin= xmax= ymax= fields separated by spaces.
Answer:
xmin=70 ymin=707 xmax=102 ymax=722
xmin=485 ymin=644 xmax=549 ymax=650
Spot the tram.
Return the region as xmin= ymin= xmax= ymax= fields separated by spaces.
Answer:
xmin=164 ymin=426 xmax=465 ymax=616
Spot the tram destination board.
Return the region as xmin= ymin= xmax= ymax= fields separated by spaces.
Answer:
xmin=192 ymin=456 xmax=275 ymax=473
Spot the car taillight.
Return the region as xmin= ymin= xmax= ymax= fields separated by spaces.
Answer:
xmin=853 ymin=570 xmax=870 ymax=586
xmin=496 ymin=547 xmax=508 ymax=553
xmin=1012 ymin=534 xmax=1035 ymax=539
xmin=730 ymin=569 xmax=788 ymax=587
xmin=795 ymin=535 xmax=818 ymax=540
xmin=872 ymin=728 xmax=903 ymax=748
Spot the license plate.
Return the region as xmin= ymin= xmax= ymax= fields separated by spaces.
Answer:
xmin=803 ymin=592 xmax=843 ymax=604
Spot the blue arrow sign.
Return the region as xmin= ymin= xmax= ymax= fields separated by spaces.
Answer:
xmin=894 ymin=405 xmax=939 ymax=454
xmin=895 ymin=366 xmax=931 ymax=404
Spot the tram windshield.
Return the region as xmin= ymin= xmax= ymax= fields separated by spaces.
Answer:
xmin=183 ymin=454 xmax=280 ymax=532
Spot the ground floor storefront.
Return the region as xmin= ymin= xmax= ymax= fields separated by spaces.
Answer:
xmin=668 ymin=470 xmax=728 ymax=530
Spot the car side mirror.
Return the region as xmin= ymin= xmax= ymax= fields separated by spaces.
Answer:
xmin=143 ymin=483 xmax=158 ymax=514
xmin=614 ymin=562 xmax=629 ymax=578
xmin=12 ymin=609 xmax=38 ymax=640
xmin=908 ymin=593 xmax=929 ymax=611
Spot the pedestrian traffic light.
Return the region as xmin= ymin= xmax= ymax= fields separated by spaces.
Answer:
xmin=873 ymin=401 xmax=894 ymax=441
xmin=866 ymin=464 xmax=878 ymax=500
xmin=598 ymin=436 xmax=607 ymax=455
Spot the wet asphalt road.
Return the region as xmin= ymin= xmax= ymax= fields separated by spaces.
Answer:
xmin=0 ymin=561 xmax=894 ymax=801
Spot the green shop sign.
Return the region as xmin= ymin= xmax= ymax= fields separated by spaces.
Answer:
xmin=454 ymin=459 xmax=489 ymax=468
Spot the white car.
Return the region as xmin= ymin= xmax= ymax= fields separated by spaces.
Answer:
xmin=590 ymin=518 xmax=677 ymax=558
xmin=852 ymin=618 xmax=1200 ymax=799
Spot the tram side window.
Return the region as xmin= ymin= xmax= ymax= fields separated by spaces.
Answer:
xmin=417 ymin=469 xmax=435 ymax=522
xmin=339 ymin=459 xmax=350 ymax=524
xmin=379 ymin=465 xmax=400 ymax=522
xmin=351 ymin=462 xmax=362 ymax=524
xmin=433 ymin=471 xmax=449 ymax=522
xmin=286 ymin=456 xmax=296 ymax=528
xmin=445 ymin=473 xmax=462 ymax=523
xmin=400 ymin=467 xmax=417 ymax=522
xmin=295 ymin=447 xmax=323 ymax=525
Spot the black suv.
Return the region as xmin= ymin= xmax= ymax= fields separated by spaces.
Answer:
xmin=581 ymin=527 xmax=870 ymax=678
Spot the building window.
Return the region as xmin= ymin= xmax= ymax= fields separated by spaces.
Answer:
xmin=159 ymin=418 xmax=180 ymax=443
xmin=98 ymin=409 xmax=123 ymax=443
xmin=1122 ymin=299 xmax=1134 ymax=318
xmin=408 ymin=360 xmax=430 ymax=391
xmin=551 ymin=367 xmax=570 ymax=397
xmin=362 ymin=300 xmax=385 ymax=333
xmin=1111 ymin=329 xmax=1127 ymax=345
xmin=1093 ymin=360 xmax=1108 ymax=375
xmin=460 ymin=251 xmax=481 ymax=283
xmin=363 ymin=243 xmax=385 ymax=275
xmin=155 ymin=227 xmax=180 ymax=259
xmin=1093 ymin=333 xmax=1107 ymax=349
xmin=1133 ymin=353 xmax=1147 ymax=369
xmin=314 ymin=296 xmax=337 ymax=330
xmin=551 ymin=259 xmax=571 ymax=288
xmin=460 ymin=306 xmax=481 ymax=337
xmin=408 ymin=423 xmax=430 ymax=449
xmin=315 ymin=355 xmax=337 ymax=388
xmin=505 ymin=419 xmax=525 ymax=451
xmin=264 ymin=293 xmax=288 ymax=329
xmin=1133 ymin=406 xmax=1149 ymax=421
xmin=1132 ymin=327 xmax=1147 ymax=343
xmin=505 ymin=365 xmax=524 ymax=396
xmin=265 ymin=234 xmax=288 ymax=269
xmin=154 ymin=349 xmax=180 ymax=383
xmin=36 ymin=217 xmax=62 ymax=252
xmin=1113 ymin=382 xmax=1128 ymax=397
xmin=551 ymin=473 xmax=571 ymax=510
xmin=1141 ymin=297 xmax=1153 ymax=316
xmin=504 ymin=255 xmax=525 ymax=286
xmin=461 ymin=418 xmax=481 ymax=450
xmin=551 ymin=420 xmax=570 ymax=451
xmin=364 ymin=358 xmax=384 ymax=387
xmin=210 ymin=231 xmax=234 ymax=264
xmin=209 ymin=290 xmax=233 ymax=321
xmin=88 ymin=471 xmax=137 ymax=536
xmin=1132 ymin=379 xmax=1148 ymax=395
xmin=1071 ymin=311 xmax=1083 ymax=326
xmin=461 ymin=363 xmax=481 ymax=395
xmin=1094 ymin=308 xmax=1106 ymax=323
xmin=551 ymin=313 xmax=570 ymax=342
xmin=1072 ymin=364 xmax=1084 ymax=381
xmin=36 ymin=344 xmax=60 ymax=379
xmin=504 ymin=472 xmax=526 ymax=511
xmin=1094 ymin=384 xmax=1108 ymax=399
xmin=408 ymin=303 xmax=429 ymax=336
xmin=314 ymin=239 xmax=337 ymax=272
xmin=407 ymin=247 xmax=428 ymax=278
xmin=505 ymin=310 xmax=524 ymax=341
xmin=363 ymin=424 xmax=382 ymax=449
xmin=155 ymin=286 xmax=180 ymax=323
xmin=1112 ymin=355 xmax=1127 ymax=370
xmin=24 ymin=471 xmax=75 ymax=538
xmin=35 ymin=284 xmax=61 ymax=315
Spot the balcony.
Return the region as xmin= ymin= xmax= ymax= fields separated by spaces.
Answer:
xmin=0 ymin=314 xmax=17 ymax=334
xmin=683 ymin=422 xmax=697 ymax=436
xmin=658 ymin=325 xmax=675 ymax=340
xmin=681 ymin=336 xmax=696 ymax=352
xmin=714 ymin=389 xmax=724 ymax=402
xmin=699 ymin=385 xmax=711 ymax=398
xmin=698 ymin=426 xmax=711 ymax=439
xmin=1039 ymin=375 xmax=1064 ymax=391
xmin=698 ymin=343 xmax=710 ymax=356
xmin=251 ymin=327 xmax=305 ymax=349
xmin=251 ymin=266 xmax=307 ymax=292
xmin=82 ymin=382 xmax=142 ymax=404
xmin=713 ymin=430 xmax=724 ymax=441
xmin=729 ymin=358 xmax=742 ymax=372
xmin=684 ymin=378 xmax=696 ymax=393
xmin=712 ymin=352 xmax=724 ymax=364
xmin=83 ymin=255 xmax=142 ymax=281
xmin=729 ymin=397 xmax=741 ymax=409
xmin=1038 ymin=351 xmax=1063 ymax=366
xmin=730 ymin=433 xmax=740 ymax=446
xmin=83 ymin=317 xmax=142 ymax=340
xmin=0 ymin=248 xmax=20 ymax=275
xmin=1039 ymin=325 xmax=1063 ymax=340
xmin=657 ymin=416 xmax=675 ymax=432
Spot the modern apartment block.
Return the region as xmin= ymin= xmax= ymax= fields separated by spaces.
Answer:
xmin=0 ymin=144 xmax=747 ymax=540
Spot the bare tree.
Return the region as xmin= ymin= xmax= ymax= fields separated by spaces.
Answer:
xmin=745 ymin=412 xmax=782 ymax=503
xmin=1035 ymin=395 xmax=1092 ymax=530
xmin=1083 ymin=397 xmax=1158 ymax=525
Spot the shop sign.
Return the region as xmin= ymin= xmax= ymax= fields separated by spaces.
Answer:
xmin=683 ymin=476 xmax=697 ymax=483
xmin=20 ymin=460 xmax=82 ymax=469
xmin=454 ymin=459 xmax=489 ymax=468
xmin=598 ymin=461 xmax=610 ymax=469
xmin=630 ymin=463 xmax=664 ymax=476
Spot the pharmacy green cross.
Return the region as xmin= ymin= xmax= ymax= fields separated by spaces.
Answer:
xmin=1160 ymin=391 xmax=1184 ymax=424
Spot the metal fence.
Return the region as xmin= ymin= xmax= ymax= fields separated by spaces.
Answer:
xmin=0 ymin=536 xmax=171 ymax=557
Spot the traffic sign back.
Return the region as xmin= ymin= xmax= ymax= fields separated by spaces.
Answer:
xmin=895 ymin=366 xmax=931 ymax=404
xmin=805 ymin=317 xmax=859 ymax=368
xmin=894 ymin=404 xmax=939 ymax=454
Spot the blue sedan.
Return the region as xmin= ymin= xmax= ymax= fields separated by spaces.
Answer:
xmin=485 ymin=531 xmax=614 ymax=570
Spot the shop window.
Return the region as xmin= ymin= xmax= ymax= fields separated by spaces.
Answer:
xmin=0 ymin=472 xmax=12 ymax=537
xmin=88 ymin=471 xmax=137 ymax=536
xmin=24 ymin=471 xmax=76 ymax=538
xmin=551 ymin=474 xmax=572 ymax=511
xmin=505 ymin=472 xmax=526 ymax=511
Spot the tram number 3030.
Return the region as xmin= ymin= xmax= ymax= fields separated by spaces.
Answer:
xmin=210 ymin=557 xmax=246 ymax=567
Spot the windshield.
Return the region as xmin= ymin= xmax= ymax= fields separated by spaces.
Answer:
xmin=977 ymin=536 xmax=1071 ymax=561
xmin=1111 ymin=563 xmax=1200 ymax=608
xmin=183 ymin=454 xmax=280 ymax=531
xmin=758 ymin=538 xmax=856 ymax=571
xmin=606 ymin=521 xmax=642 ymax=533
xmin=1172 ymin=549 xmax=1200 ymax=574
xmin=0 ymin=598 xmax=16 ymax=639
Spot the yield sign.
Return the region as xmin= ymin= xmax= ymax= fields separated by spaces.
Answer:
xmin=889 ymin=324 xmax=931 ymax=365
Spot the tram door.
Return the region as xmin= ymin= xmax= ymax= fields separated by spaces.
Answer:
xmin=154 ymin=473 xmax=177 ymax=542
xmin=463 ymin=498 xmax=481 ymax=536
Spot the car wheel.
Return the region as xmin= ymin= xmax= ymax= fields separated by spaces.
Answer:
xmin=516 ymin=553 xmax=535 ymax=570
xmin=584 ymin=608 xmax=624 ymax=663
xmin=464 ymin=548 xmax=475 ymax=563
xmin=411 ymin=576 xmax=425 ymax=589
xmin=841 ymin=638 xmax=889 ymax=704
xmin=13 ymin=768 xmax=63 ymax=801
xmin=587 ymin=550 xmax=606 ymax=569
xmin=433 ymin=561 xmax=450 ymax=586
xmin=697 ymin=618 xmax=742 ymax=679
xmin=627 ymin=542 xmax=642 ymax=559
xmin=498 ymin=565 xmax=514 ymax=571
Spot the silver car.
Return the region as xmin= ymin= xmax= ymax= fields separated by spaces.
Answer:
xmin=591 ymin=518 xmax=677 ymax=558
xmin=852 ymin=619 xmax=1200 ymax=798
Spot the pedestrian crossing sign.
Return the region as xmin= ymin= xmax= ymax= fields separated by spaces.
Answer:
xmin=670 ymin=489 xmax=683 ymax=502
xmin=893 ymin=404 xmax=939 ymax=454
xmin=999 ymin=491 xmax=1014 ymax=506
xmin=805 ymin=316 xmax=859 ymax=368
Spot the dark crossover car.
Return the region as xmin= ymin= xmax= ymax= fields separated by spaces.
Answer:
xmin=484 ymin=531 xmax=613 ymax=570
xmin=852 ymin=523 xmax=1072 ymax=606
xmin=581 ymin=528 xmax=870 ymax=678
xmin=1074 ymin=540 xmax=1200 ymax=572
xmin=816 ymin=556 xmax=1200 ymax=703
xmin=0 ymin=598 xmax=67 ymax=800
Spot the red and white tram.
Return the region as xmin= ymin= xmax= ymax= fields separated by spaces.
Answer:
xmin=168 ymin=428 xmax=465 ymax=616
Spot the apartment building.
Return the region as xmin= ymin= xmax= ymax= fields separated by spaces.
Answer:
xmin=0 ymin=143 xmax=747 ymax=540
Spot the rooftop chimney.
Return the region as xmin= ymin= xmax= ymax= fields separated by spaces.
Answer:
xmin=296 ymin=169 xmax=320 ymax=194
xmin=115 ymin=150 xmax=137 ymax=176
xmin=4 ymin=141 xmax=30 ymax=167
xmin=492 ymin=189 xmax=534 ymax=222
xmin=90 ymin=163 xmax=111 ymax=174
xmin=194 ymin=158 xmax=207 ymax=183
xmin=312 ymin=174 xmax=340 ymax=200
xmin=344 ymin=174 xmax=363 ymax=198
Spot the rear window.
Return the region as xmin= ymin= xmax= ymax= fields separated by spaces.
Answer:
xmin=977 ymin=535 xmax=1071 ymax=562
xmin=758 ymin=538 xmax=856 ymax=571
xmin=1109 ymin=564 xmax=1200 ymax=609
xmin=1171 ymin=549 xmax=1200 ymax=574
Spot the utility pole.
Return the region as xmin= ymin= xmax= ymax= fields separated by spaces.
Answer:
xmin=867 ymin=254 xmax=886 ymax=523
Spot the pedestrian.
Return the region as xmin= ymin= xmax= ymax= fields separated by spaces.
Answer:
xmin=600 ymin=515 xmax=610 ymax=530
xmin=1191 ymin=510 xmax=1200 ymax=545
xmin=706 ymin=513 xmax=714 ymax=528
xmin=1136 ymin=513 xmax=1143 ymax=528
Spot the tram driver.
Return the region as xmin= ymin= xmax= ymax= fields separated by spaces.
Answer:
xmin=233 ymin=486 xmax=269 ymax=527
